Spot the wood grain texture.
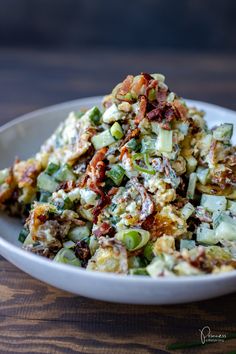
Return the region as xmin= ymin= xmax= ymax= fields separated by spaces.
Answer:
xmin=0 ymin=49 xmax=236 ymax=354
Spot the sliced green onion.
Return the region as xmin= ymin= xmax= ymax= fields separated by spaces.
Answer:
xmin=148 ymin=88 xmax=156 ymax=101
xmin=18 ymin=228 xmax=29 ymax=243
xmin=54 ymin=164 xmax=76 ymax=182
xmin=141 ymin=136 xmax=157 ymax=155
xmin=115 ymin=228 xmax=150 ymax=251
xmin=53 ymin=248 xmax=81 ymax=267
xmin=106 ymin=164 xmax=125 ymax=186
xmin=132 ymin=153 xmax=155 ymax=175
xmin=143 ymin=242 xmax=154 ymax=261
xmin=45 ymin=162 xmax=60 ymax=176
xmin=88 ymin=106 xmax=102 ymax=125
xmin=110 ymin=122 xmax=124 ymax=140
xmin=126 ymin=138 xmax=140 ymax=152
xmin=129 ymin=268 xmax=148 ymax=275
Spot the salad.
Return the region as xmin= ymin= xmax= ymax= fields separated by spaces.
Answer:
xmin=1 ymin=72 xmax=236 ymax=277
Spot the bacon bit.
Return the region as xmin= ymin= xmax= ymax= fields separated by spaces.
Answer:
xmin=172 ymin=99 xmax=188 ymax=120
xmin=121 ymin=127 xmax=140 ymax=146
xmin=131 ymin=75 xmax=148 ymax=97
xmin=116 ymin=75 xmax=134 ymax=97
xmin=119 ymin=146 xmax=128 ymax=161
xmin=59 ymin=180 xmax=76 ymax=192
xmin=94 ymin=222 xmax=115 ymax=237
xmin=135 ymin=95 xmax=147 ymax=124
xmin=156 ymin=86 xmax=168 ymax=104
xmin=141 ymin=72 xmax=153 ymax=82
xmin=75 ymin=240 xmax=91 ymax=267
xmin=92 ymin=195 xmax=111 ymax=224
xmin=37 ymin=214 xmax=47 ymax=223
xmin=108 ymin=187 xmax=119 ymax=197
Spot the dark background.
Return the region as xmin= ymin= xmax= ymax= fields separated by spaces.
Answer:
xmin=0 ymin=0 xmax=236 ymax=122
xmin=1 ymin=0 xmax=236 ymax=51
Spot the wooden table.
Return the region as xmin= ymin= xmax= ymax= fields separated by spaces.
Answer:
xmin=0 ymin=48 xmax=236 ymax=354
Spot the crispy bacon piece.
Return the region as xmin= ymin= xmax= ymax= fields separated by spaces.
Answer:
xmin=116 ymin=75 xmax=134 ymax=98
xmin=135 ymin=95 xmax=147 ymax=124
xmin=172 ymin=99 xmax=188 ymax=120
xmin=59 ymin=180 xmax=76 ymax=192
xmin=94 ymin=222 xmax=115 ymax=237
xmin=121 ymin=128 xmax=140 ymax=146
xmin=92 ymin=195 xmax=111 ymax=224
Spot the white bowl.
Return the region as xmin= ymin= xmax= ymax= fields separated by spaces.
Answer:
xmin=0 ymin=97 xmax=236 ymax=304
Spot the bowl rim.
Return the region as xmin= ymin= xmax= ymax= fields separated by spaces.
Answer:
xmin=1 ymin=96 xmax=236 ymax=285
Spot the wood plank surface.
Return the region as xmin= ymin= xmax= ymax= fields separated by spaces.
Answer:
xmin=0 ymin=48 xmax=236 ymax=354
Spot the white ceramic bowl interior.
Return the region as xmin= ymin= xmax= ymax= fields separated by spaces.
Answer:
xmin=0 ymin=97 xmax=236 ymax=304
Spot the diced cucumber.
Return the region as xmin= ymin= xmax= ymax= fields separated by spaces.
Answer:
xmin=227 ymin=200 xmax=236 ymax=214
xmin=39 ymin=191 xmax=52 ymax=203
xmin=80 ymin=188 xmax=98 ymax=205
xmin=215 ymin=221 xmax=236 ymax=241
xmin=201 ymin=194 xmax=227 ymax=212
xmin=106 ymin=164 xmax=125 ymax=186
xmin=212 ymin=211 xmax=235 ymax=229
xmin=197 ymin=226 xmax=218 ymax=244
xmin=176 ymin=122 xmax=189 ymax=135
xmin=151 ymin=122 xmax=159 ymax=135
xmin=45 ymin=162 xmax=60 ymax=176
xmin=68 ymin=225 xmax=91 ymax=242
xmin=186 ymin=156 xmax=198 ymax=174
xmin=91 ymin=129 xmax=115 ymax=150
xmin=181 ymin=202 xmax=195 ymax=219
xmin=67 ymin=187 xmax=81 ymax=202
xmin=102 ymin=103 xmax=122 ymax=124
xmin=0 ymin=168 xmax=9 ymax=184
xmin=63 ymin=240 xmax=75 ymax=249
xmin=79 ymin=207 xmax=93 ymax=221
xmin=37 ymin=173 xmax=59 ymax=193
xmin=213 ymin=123 xmax=233 ymax=141
xmin=141 ymin=136 xmax=157 ymax=155
xmin=157 ymin=128 xmax=173 ymax=152
xmin=186 ymin=173 xmax=197 ymax=199
xmin=110 ymin=122 xmax=124 ymax=140
xmin=180 ymin=239 xmax=196 ymax=251
xmin=54 ymin=164 xmax=76 ymax=182
xmin=196 ymin=166 xmax=209 ymax=185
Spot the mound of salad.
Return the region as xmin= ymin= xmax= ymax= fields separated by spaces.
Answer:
xmin=1 ymin=73 xmax=236 ymax=277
